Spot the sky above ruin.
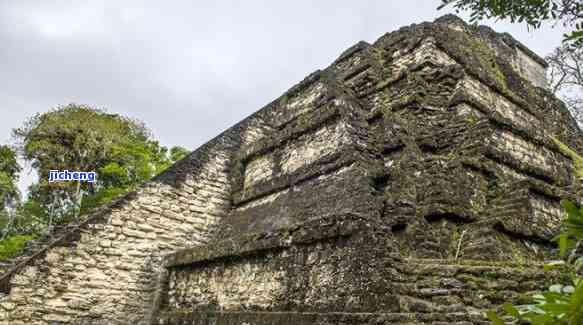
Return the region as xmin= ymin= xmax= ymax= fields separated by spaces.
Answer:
xmin=0 ymin=0 xmax=570 ymax=196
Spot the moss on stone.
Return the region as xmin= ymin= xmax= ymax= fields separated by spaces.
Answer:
xmin=552 ymin=136 xmax=583 ymax=182
xmin=463 ymin=33 xmax=508 ymax=92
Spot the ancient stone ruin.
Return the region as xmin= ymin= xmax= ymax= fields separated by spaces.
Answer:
xmin=0 ymin=15 xmax=582 ymax=325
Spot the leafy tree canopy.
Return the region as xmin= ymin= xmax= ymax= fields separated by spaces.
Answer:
xmin=12 ymin=104 xmax=189 ymax=224
xmin=439 ymin=0 xmax=583 ymax=45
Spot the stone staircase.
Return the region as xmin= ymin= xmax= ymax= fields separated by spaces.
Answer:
xmin=0 ymin=223 xmax=83 ymax=293
xmin=156 ymin=258 xmax=561 ymax=325
xmin=0 ymin=202 xmax=115 ymax=295
xmin=0 ymin=224 xmax=68 ymax=268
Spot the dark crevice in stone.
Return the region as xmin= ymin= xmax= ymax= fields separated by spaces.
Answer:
xmin=391 ymin=223 xmax=407 ymax=233
xmin=343 ymin=64 xmax=372 ymax=82
xmin=484 ymin=152 xmax=557 ymax=185
xmin=366 ymin=112 xmax=384 ymax=126
xmin=382 ymin=144 xmax=406 ymax=156
xmin=418 ymin=143 xmax=439 ymax=154
xmin=528 ymin=187 xmax=563 ymax=203
xmin=492 ymin=223 xmax=556 ymax=247
xmin=424 ymin=212 xmax=471 ymax=224
xmin=372 ymin=174 xmax=390 ymax=193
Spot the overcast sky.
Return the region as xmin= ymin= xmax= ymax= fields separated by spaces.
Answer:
xmin=0 ymin=1 xmax=570 ymax=197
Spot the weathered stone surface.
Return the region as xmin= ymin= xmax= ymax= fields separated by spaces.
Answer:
xmin=0 ymin=14 xmax=581 ymax=325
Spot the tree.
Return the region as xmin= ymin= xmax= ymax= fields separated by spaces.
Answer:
xmin=438 ymin=0 xmax=583 ymax=44
xmin=0 ymin=145 xmax=20 ymax=210
xmin=13 ymin=104 xmax=189 ymax=225
xmin=80 ymin=139 xmax=189 ymax=215
xmin=0 ymin=145 xmax=21 ymax=237
xmin=547 ymin=44 xmax=583 ymax=124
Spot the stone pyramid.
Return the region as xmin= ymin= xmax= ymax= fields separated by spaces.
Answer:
xmin=0 ymin=15 xmax=581 ymax=325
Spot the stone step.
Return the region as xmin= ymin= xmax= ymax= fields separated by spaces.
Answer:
xmin=0 ymin=220 xmax=89 ymax=291
xmin=156 ymin=311 xmax=490 ymax=325
xmin=394 ymin=257 xmax=547 ymax=269
xmin=395 ymin=263 xmax=547 ymax=279
xmin=387 ymin=258 xmax=559 ymax=312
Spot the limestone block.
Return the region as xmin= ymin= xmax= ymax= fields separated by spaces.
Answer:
xmin=280 ymin=120 xmax=347 ymax=175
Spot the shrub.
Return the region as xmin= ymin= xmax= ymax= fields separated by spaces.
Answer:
xmin=0 ymin=235 xmax=35 ymax=261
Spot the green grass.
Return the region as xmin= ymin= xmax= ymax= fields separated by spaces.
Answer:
xmin=0 ymin=235 xmax=35 ymax=261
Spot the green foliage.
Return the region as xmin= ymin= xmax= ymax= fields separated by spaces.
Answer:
xmin=12 ymin=104 xmax=190 ymax=225
xmin=439 ymin=0 xmax=583 ymax=45
xmin=169 ymin=146 xmax=190 ymax=165
xmin=0 ymin=145 xmax=23 ymax=237
xmin=495 ymin=279 xmax=583 ymax=324
xmin=79 ymin=186 xmax=131 ymax=215
xmin=13 ymin=104 xmax=150 ymax=186
xmin=556 ymin=200 xmax=583 ymax=260
xmin=0 ymin=104 xmax=190 ymax=262
xmin=0 ymin=234 xmax=35 ymax=261
xmin=97 ymin=140 xmax=189 ymax=189
xmin=0 ymin=145 xmax=21 ymax=209
xmin=20 ymin=198 xmax=48 ymax=229
xmin=0 ymin=146 xmax=20 ymax=178
xmin=0 ymin=212 xmax=39 ymax=237
xmin=487 ymin=199 xmax=583 ymax=324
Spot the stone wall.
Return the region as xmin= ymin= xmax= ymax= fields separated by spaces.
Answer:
xmin=0 ymin=136 xmax=236 ymax=324
xmin=165 ymin=217 xmax=398 ymax=314
xmin=159 ymin=219 xmax=565 ymax=324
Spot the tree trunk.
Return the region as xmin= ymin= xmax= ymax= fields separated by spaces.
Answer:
xmin=74 ymin=180 xmax=83 ymax=220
